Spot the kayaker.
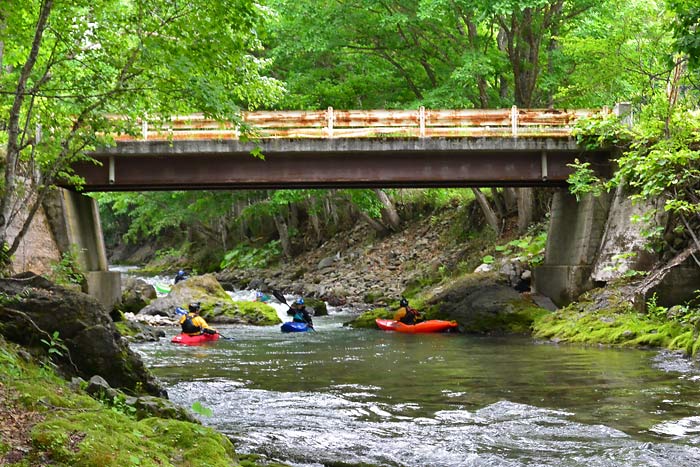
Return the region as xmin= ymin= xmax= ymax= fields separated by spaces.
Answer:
xmin=174 ymin=269 xmax=188 ymax=284
xmin=394 ymin=298 xmax=422 ymax=325
xmin=291 ymin=298 xmax=313 ymax=327
xmin=255 ymin=291 xmax=271 ymax=302
xmin=179 ymin=302 xmax=216 ymax=336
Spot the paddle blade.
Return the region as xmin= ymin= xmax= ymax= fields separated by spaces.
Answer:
xmin=272 ymin=290 xmax=288 ymax=305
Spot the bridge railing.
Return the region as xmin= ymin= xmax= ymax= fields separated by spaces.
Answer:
xmin=114 ymin=106 xmax=601 ymax=141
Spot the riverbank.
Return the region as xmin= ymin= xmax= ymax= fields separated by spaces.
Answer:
xmin=0 ymin=335 xmax=291 ymax=466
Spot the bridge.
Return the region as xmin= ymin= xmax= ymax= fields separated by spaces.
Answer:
xmin=69 ymin=106 xmax=614 ymax=191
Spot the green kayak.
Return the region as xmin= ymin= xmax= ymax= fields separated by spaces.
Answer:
xmin=154 ymin=283 xmax=171 ymax=295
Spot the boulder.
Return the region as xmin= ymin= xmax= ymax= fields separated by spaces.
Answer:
xmin=118 ymin=277 xmax=156 ymax=314
xmin=0 ymin=273 xmax=165 ymax=396
xmin=139 ymin=274 xmax=280 ymax=325
xmin=425 ymin=272 xmax=547 ymax=334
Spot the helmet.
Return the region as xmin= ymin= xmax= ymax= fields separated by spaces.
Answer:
xmin=178 ymin=270 xmax=185 ymax=275
xmin=400 ymin=298 xmax=408 ymax=307
xmin=256 ymin=291 xmax=263 ymax=298
xmin=188 ymin=302 xmax=201 ymax=313
xmin=175 ymin=307 xmax=187 ymax=316
xmin=296 ymin=298 xmax=304 ymax=305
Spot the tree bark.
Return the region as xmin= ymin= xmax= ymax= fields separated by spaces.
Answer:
xmin=517 ymin=188 xmax=534 ymax=233
xmin=273 ymin=212 xmax=292 ymax=259
xmin=358 ymin=210 xmax=390 ymax=234
xmin=306 ymin=199 xmax=322 ymax=246
xmin=0 ymin=0 xmax=54 ymax=261
xmin=503 ymin=187 xmax=518 ymax=213
xmin=472 ymin=188 xmax=500 ymax=233
xmin=374 ymin=189 xmax=401 ymax=231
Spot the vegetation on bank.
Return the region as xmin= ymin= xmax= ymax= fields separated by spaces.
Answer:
xmin=0 ymin=337 xmax=288 ymax=467
xmin=532 ymin=285 xmax=700 ymax=356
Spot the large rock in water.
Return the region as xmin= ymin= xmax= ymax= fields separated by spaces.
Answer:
xmin=139 ymin=273 xmax=280 ymax=325
xmin=0 ymin=273 xmax=165 ymax=396
xmin=118 ymin=277 xmax=157 ymax=314
xmin=425 ymin=272 xmax=548 ymax=334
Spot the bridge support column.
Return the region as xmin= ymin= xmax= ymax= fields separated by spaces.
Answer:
xmin=43 ymin=189 xmax=121 ymax=310
xmin=534 ymin=190 xmax=612 ymax=306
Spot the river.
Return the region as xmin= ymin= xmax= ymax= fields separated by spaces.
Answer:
xmin=131 ymin=285 xmax=700 ymax=467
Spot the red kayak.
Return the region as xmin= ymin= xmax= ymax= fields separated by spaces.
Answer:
xmin=375 ymin=318 xmax=458 ymax=334
xmin=171 ymin=332 xmax=220 ymax=345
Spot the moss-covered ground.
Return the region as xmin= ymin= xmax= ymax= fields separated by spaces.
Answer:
xmin=0 ymin=336 xmax=289 ymax=467
xmin=532 ymin=290 xmax=700 ymax=356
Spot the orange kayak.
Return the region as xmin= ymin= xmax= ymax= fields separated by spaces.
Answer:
xmin=375 ymin=318 xmax=458 ymax=334
xmin=171 ymin=333 xmax=220 ymax=345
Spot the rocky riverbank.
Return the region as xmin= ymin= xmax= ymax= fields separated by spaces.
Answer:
xmin=215 ymin=207 xmax=531 ymax=310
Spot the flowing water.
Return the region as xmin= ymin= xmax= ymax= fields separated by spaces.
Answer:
xmin=131 ymin=286 xmax=700 ymax=467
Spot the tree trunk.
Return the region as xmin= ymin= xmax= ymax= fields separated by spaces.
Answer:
xmin=490 ymin=188 xmax=507 ymax=218
xmin=633 ymin=245 xmax=700 ymax=312
xmin=273 ymin=212 xmax=292 ymax=259
xmin=0 ymin=0 xmax=54 ymax=264
xmin=472 ymin=188 xmax=500 ymax=233
xmin=358 ymin=209 xmax=390 ymax=234
xmin=374 ymin=189 xmax=400 ymax=231
xmin=517 ymin=188 xmax=534 ymax=233
xmin=503 ymin=187 xmax=518 ymax=213
xmin=306 ymin=199 xmax=322 ymax=246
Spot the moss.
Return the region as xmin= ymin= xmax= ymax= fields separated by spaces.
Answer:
xmin=346 ymin=308 xmax=394 ymax=328
xmin=207 ymin=301 xmax=281 ymax=326
xmin=305 ymin=298 xmax=327 ymax=316
xmin=532 ymin=306 xmax=700 ymax=356
xmin=0 ymin=337 xmax=291 ymax=467
xmin=114 ymin=321 xmax=139 ymax=338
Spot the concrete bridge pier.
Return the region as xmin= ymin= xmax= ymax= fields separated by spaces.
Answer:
xmin=43 ymin=189 xmax=121 ymax=310
xmin=534 ymin=190 xmax=612 ymax=306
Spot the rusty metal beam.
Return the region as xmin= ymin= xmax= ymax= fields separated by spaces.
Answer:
xmin=66 ymin=137 xmax=611 ymax=191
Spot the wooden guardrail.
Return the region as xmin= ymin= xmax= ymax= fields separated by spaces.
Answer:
xmin=113 ymin=106 xmax=600 ymax=141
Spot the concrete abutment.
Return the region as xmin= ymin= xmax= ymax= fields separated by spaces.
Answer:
xmin=30 ymin=189 xmax=121 ymax=310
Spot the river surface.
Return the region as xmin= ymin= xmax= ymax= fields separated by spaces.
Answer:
xmin=131 ymin=286 xmax=700 ymax=467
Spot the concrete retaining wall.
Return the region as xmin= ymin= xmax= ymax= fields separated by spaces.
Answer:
xmin=534 ymin=190 xmax=612 ymax=306
xmin=12 ymin=189 xmax=122 ymax=310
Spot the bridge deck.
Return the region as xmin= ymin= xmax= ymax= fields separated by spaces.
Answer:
xmin=68 ymin=107 xmax=612 ymax=191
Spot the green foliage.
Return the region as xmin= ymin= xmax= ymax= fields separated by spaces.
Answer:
xmin=0 ymin=0 xmax=285 ymax=269
xmin=220 ymin=241 xmax=281 ymax=270
xmin=40 ymin=331 xmax=69 ymax=370
xmin=533 ymin=290 xmax=700 ymax=356
xmin=493 ymin=230 xmax=548 ymax=267
xmin=342 ymin=189 xmax=383 ymax=219
xmin=566 ymin=159 xmax=607 ymax=201
xmin=48 ymin=247 xmax=87 ymax=288
xmin=191 ymin=401 xmax=214 ymax=417
xmin=669 ymin=0 xmax=700 ymax=66
xmin=571 ymin=112 xmax=635 ymax=150
xmin=555 ymin=0 xmax=675 ymax=107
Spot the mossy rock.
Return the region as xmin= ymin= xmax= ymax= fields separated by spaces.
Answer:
xmin=346 ymin=308 xmax=394 ymax=328
xmin=139 ymin=274 xmax=280 ymax=326
xmin=1 ymin=338 xmax=292 ymax=467
xmin=531 ymin=284 xmax=700 ymax=356
xmin=202 ymin=300 xmax=281 ymax=326
xmin=305 ymin=297 xmax=328 ymax=316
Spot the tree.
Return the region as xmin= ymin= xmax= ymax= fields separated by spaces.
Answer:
xmin=0 ymin=0 xmax=283 ymax=272
xmin=669 ymin=0 xmax=700 ymax=66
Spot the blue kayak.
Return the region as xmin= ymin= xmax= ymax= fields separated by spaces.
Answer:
xmin=281 ymin=321 xmax=312 ymax=333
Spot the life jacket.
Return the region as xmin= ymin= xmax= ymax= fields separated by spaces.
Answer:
xmin=181 ymin=313 xmax=202 ymax=334
xmin=400 ymin=307 xmax=419 ymax=324
xmin=293 ymin=311 xmax=306 ymax=323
